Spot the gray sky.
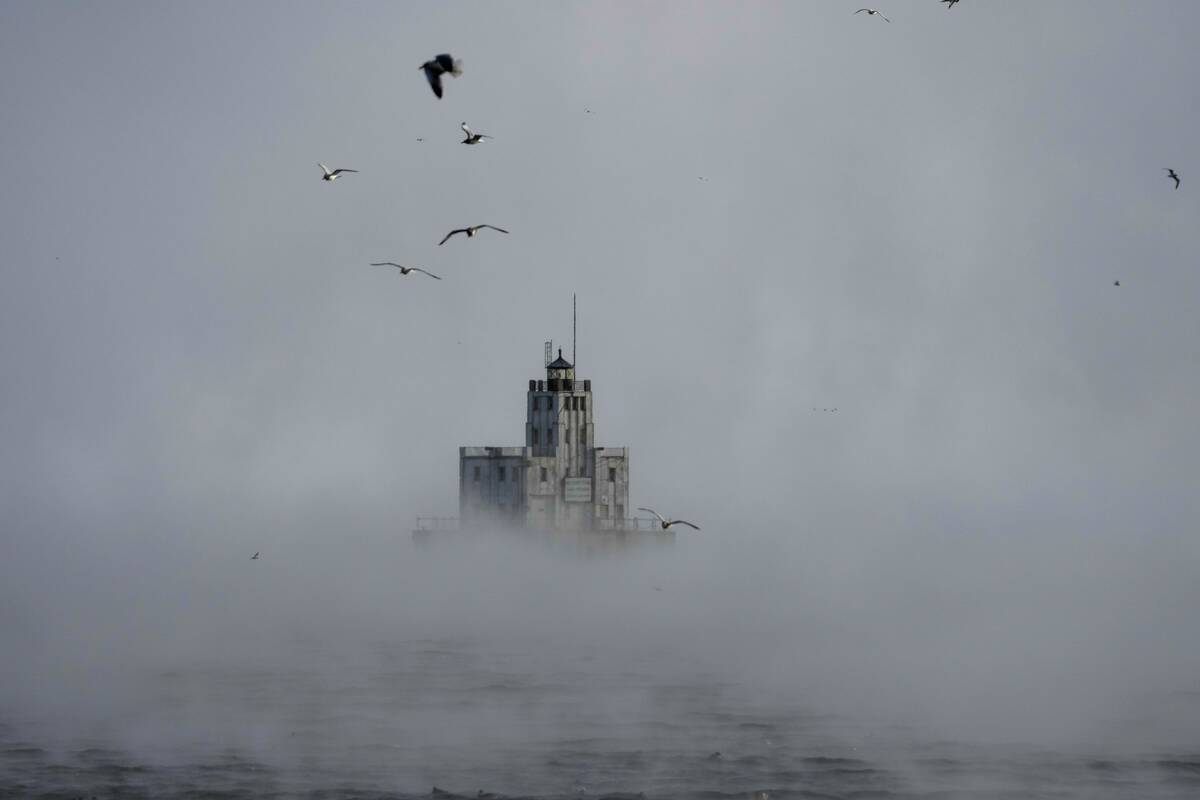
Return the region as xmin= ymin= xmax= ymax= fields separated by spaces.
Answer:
xmin=2 ymin=1 xmax=1199 ymax=747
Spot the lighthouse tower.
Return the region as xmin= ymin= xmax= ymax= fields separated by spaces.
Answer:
xmin=458 ymin=344 xmax=630 ymax=532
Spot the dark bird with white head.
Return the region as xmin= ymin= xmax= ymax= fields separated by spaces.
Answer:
xmin=638 ymin=507 xmax=701 ymax=531
xmin=439 ymin=225 xmax=509 ymax=245
xmin=421 ymin=53 xmax=462 ymax=99
xmin=370 ymin=262 xmax=442 ymax=280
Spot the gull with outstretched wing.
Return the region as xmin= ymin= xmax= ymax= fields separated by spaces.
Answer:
xmin=319 ymin=163 xmax=358 ymax=181
xmin=855 ymin=8 xmax=891 ymax=22
xmin=638 ymin=507 xmax=701 ymax=531
xmin=461 ymin=122 xmax=491 ymax=145
xmin=370 ymin=262 xmax=442 ymax=280
xmin=439 ymin=225 xmax=509 ymax=245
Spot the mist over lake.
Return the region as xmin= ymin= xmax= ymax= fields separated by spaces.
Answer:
xmin=3 ymin=2 xmax=1200 ymax=797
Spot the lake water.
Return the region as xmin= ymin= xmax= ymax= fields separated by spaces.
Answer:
xmin=3 ymin=631 xmax=1199 ymax=800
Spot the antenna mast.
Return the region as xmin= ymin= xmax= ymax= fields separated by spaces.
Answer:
xmin=573 ymin=293 xmax=577 ymax=366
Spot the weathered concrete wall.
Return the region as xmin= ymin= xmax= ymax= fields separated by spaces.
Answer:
xmin=459 ymin=446 xmax=527 ymax=527
xmin=524 ymin=455 xmax=558 ymax=530
xmin=592 ymin=447 xmax=630 ymax=525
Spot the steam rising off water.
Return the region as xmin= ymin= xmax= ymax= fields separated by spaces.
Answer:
xmin=3 ymin=533 xmax=1198 ymax=798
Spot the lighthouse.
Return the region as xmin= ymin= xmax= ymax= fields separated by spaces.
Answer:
xmin=456 ymin=344 xmax=632 ymax=533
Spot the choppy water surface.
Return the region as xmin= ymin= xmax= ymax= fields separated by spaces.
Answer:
xmin=2 ymin=637 xmax=1198 ymax=799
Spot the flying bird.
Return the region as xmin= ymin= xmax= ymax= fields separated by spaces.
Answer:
xmin=638 ymin=507 xmax=701 ymax=531
xmin=1165 ymin=168 xmax=1180 ymax=189
xmin=319 ymin=163 xmax=357 ymax=181
xmin=942 ymin=0 xmax=959 ymax=7
xmin=855 ymin=8 xmax=891 ymax=22
xmin=370 ymin=262 xmax=442 ymax=280
xmin=251 ymin=552 xmax=260 ymax=560
xmin=421 ymin=53 xmax=462 ymax=99
xmin=460 ymin=122 xmax=491 ymax=145
xmin=1113 ymin=280 xmax=1120 ymax=287
xmin=439 ymin=225 xmax=509 ymax=245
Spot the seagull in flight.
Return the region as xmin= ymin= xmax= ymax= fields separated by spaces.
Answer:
xmin=942 ymin=0 xmax=959 ymax=7
xmin=1165 ymin=168 xmax=1180 ymax=189
xmin=855 ymin=8 xmax=891 ymax=22
xmin=251 ymin=552 xmax=260 ymax=560
xmin=420 ymin=53 xmax=462 ymax=99
xmin=638 ymin=507 xmax=701 ymax=531
xmin=319 ymin=163 xmax=357 ymax=181
xmin=370 ymin=262 xmax=442 ymax=280
xmin=461 ymin=122 xmax=491 ymax=145
xmin=439 ymin=225 xmax=509 ymax=245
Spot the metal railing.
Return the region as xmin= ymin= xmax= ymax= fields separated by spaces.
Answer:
xmin=413 ymin=516 xmax=663 ymax=533
xmin=597 ymin=517 xmax=664 ymax=532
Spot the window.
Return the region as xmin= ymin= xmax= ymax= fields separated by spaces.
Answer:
xmin=609 ymin=467 xmax=616 ymax=482
xmin=581 ymin=398 xmax=587 ymax=413
xmin=473 ymin=466 xmax=481 ymax=481
xmin=550 ymin=428 xmax=555 ymax=445
xmin=498 ymin=466 xmax=506 ymax=482
xmin=540 ymin=467 xmax=548 ymax=482
xmin=532 ymin=428 xmax=539 ymax=445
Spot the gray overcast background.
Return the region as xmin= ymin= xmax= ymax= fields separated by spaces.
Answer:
xmin=2 ymin=1 xmax=1199 ymax=749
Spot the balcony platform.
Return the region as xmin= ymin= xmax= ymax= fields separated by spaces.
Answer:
xmin=411 ymin=516 xmax=674 ymax=551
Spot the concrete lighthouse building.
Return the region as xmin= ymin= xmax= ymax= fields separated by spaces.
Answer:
xmin=456 ymin=345 xmax=635 ymax=534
